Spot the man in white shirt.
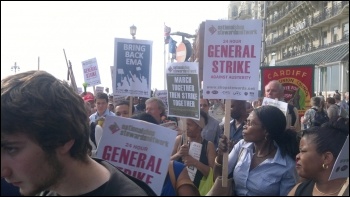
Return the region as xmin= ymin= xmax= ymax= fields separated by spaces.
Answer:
xmin=89 ymin=92 xmax=116 ymax=124
xmin=265 ymin=80 xmax=300 ymax=131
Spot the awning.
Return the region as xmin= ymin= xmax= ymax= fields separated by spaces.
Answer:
xmin=275 ymin=42 xmax=349 ymax=66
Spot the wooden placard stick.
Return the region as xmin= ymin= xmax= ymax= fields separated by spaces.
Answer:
xmin=222 ymin=99 xmax=231 ymax=187
xmin=129 ymin=96 xmax=133 ymax=117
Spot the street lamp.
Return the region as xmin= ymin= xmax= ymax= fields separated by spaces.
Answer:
xmin=130 ymin=24 xmax=137 ymax=39
xmin=11 ymin=62 xmax=20 ymax=74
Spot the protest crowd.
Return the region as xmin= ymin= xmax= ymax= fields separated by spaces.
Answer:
xmin=1 ymin=14 xmax=350 ymax=197
xmin=1 ymin=70 xmax=349 ymax=196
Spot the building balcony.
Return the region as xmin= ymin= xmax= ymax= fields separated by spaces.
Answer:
xmin=281 ymin=34 xmax=349 ymax=60
xmin=311 ymin=2 xmax=349 ymax=27
xmin=266 ymin=1 xmax=349 ymax=48
xmin=266 ymin=1 xmax=284 ymax=9
xmin=266 ymin=1 xmax=304 ymax=27
xmin=275 ymin=39 xmax=349 ymax=66
xmin=266 ymin=20 xmax=311 ymax=47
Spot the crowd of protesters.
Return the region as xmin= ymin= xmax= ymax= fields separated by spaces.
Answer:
xmin=1 ymin=71 xmax=349 ymax=196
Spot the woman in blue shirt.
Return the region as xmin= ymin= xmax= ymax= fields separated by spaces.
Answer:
xmin=215 ymin=105 xmax=299 ymax=196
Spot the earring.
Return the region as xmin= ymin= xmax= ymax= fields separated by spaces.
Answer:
xmin=322 ymin=164 xmax=329 ymax=169
xmin=265 ymin=136 xmax=268 ymax=141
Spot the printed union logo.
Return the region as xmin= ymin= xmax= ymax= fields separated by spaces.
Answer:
xmin=109 ymin=122 xmax=120 ymax=134
xmin=168 ymin=66 xmax=173 ymax=72
xmin=249 ymin=92 xmax=254 ymax=96
xmin=222 ymin=91 xmax=230 ymax=95
xmin=233 ymin=91 xmax=241 ymax=95
xmin=212 ymin=90 xmax=218 ymax=94
xmin=244 ymin=92 xmax=248 ymax=96
xmin=208 ymin=25 xmax=217 ymax=35
xmin=336 ymin=165 xmax=348 ymax=172
xmin=206 ymin=91 xmax=210 ymax=94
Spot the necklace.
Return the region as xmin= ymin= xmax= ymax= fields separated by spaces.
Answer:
xmin=254 ymin=148 xmax=273 ymax=158
xmin=314 ymin=181 xmax=345 ymax=196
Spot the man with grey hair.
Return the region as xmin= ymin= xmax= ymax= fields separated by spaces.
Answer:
xmin=265 ymin=80 xmax=300 ymax=131
xmin=145 ymin=97 xmax=166 ymax=124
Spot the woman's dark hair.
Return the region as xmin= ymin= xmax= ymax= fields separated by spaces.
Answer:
xmin=131 ymin=112 xmax=159 ymax=125
xmin=200 ymin=109 xmax=208 ymax=125
xmin=311 ymin=96 xmax=321 ymax=107
xmin=326 ymin=97 xmax=336 ymax=105
xmin=254 ymin=105 xmax=299 ymax=159
xmin=302 ymin=119 xmax=349 ymax=159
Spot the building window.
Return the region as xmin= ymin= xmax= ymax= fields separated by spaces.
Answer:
xmin=315 ymin=68 xmax=320 ymax=92
xmin=326 ymin=65 xmax=340 ymax=91
xmin=343 ymin=22 xmax=349 ymax=38
xmin=332 ymin=26 xmax=338 ymax=42
xmin=232 ymin=6 xmax=238 ymax=17
xmin=247 ymin=3 xmax=252 ymax=15
xmin=323 ymin=1 xmax=328 ymax=11
xmin=322 ymin=31 xmax=327 ymax=45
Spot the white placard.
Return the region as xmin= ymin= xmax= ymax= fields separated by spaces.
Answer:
xmin=96 ymin=116 xmax=177 ymax=195
xmin=77 ymin=87 xmax=83 ymax=95
xmin=329 ymin=136 xmax=349 ymax=180
xmin=95 ymin=86 xmax=104 ymax=94
xmin=113 ymin=94 xmax=127 ymax=105
xmin=82 ymin=57 xmax=101 ymax=87
xmin=261 ymin=97 xmax=288 ymax=116
xmin=202 ymin=20 xmax=262 ymax=100
xmin=154 ymin=89 xmax=168 ymax=114
xmin=187 ymin=142 xmax=202 ymax=181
